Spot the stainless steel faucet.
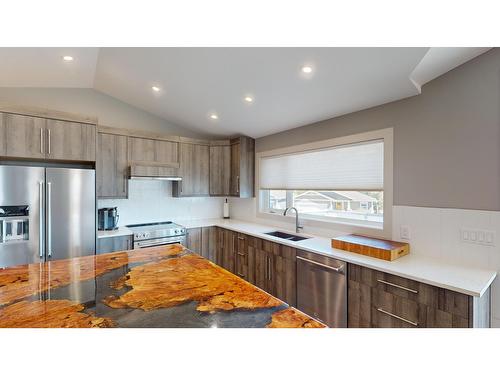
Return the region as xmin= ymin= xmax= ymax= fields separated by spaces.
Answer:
xmin=283 ymin=207 xmax=303 ymax=233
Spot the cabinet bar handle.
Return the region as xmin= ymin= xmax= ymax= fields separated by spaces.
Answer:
xmin=236 ymin=176 xmax=240 ymax=194
xmin=237 ymin=272 xmax=245 ymax=278
xmin=40 ymin=128 xmax=44 ymax=154
xmin=267 ymin=256 xmax=271 ymax=281
xmin=297 ymin=255 xmax=345 ymax=273
xmin=377 ymin=279 xmax=418 ymax=294
xmin=376 ymin=308 xmax=418 ymax=327
xmin=238 ymin=236 xmax=244 ymax=240
xmin=237 ymin=252 xmax=246 ymax=257
xmin=47 ymin=129 xmax=51 ymax=154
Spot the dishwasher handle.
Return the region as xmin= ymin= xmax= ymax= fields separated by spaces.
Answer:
xmin=296 ymin=255 xmax=345 ymax=274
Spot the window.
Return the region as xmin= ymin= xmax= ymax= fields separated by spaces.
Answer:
xmin=257 ymin=129 xmax=392 ymax=232
xmin=263 ymin=190 xmax=383 ymax=224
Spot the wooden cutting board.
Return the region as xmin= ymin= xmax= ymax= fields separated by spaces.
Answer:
xmin=331 ymin=234 xmax=409 ymax=261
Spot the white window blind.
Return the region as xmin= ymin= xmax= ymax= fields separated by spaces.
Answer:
xmin=259 ymin=140 xmax=384 ymax=190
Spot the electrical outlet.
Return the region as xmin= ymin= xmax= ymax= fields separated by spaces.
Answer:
xmin=460 ymin=228 xmax=496 ymax=246
xmin=400 ymin=225 xmax=410 ymax=240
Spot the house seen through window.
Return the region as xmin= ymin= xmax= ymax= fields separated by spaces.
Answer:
xmin=267 ymin=190 xmax=383 ymax=224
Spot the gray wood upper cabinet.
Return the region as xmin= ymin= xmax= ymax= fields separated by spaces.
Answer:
xmin=155 ymin=139 xmax=179 ymax=164
xmin=0 ymin=114 xmax=4 ymax=155
xmin=209 ymin=145 xmax=231 ymax=196
xmin=97 ymin=132 xmax=128 ymax=199
xmin=230 ymin=136 xmax=255 ymax=198
xmin=46 ymin=119 xmax=96 ymax=161
xmin=0 ymin=112 xmax=96 ymax=162
xmin=1 ymin=113 xmax=46 ymax=159
xmin=173 ymin=143 xmax=209 ymax=196
xmin=128 ymin=136 xmax=178 ymax=164
xmin=128 ymin=136 xmax=155 ymax=162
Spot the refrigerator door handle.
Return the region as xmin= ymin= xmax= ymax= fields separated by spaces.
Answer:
xmin=39 ymin=181 xmax=44 ymax=258
xmin=47 ymin=181 xmax=52 ymax=258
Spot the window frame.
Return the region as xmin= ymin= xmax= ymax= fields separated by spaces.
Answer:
xmin=255 ymin=128 xmax=393 ymax=238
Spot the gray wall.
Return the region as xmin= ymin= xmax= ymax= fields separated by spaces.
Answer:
xmin=0 ymin=87 xmax=206 ymax=138
xmin=257 ymin=48 xmax=500 ymax=211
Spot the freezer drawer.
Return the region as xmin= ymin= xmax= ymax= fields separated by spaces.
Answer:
xmin=297 ymin=250 xmax=347 ymax=328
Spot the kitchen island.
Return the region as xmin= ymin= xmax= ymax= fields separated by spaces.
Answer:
xmin=0 ymin=245 xmax=324 ymax=328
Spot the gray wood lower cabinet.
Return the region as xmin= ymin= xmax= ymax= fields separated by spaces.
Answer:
xmin=186 ymin=227 xmax=216 ymax=262
xmin=348 ymin=263 xmax=490 ymax=328
xmin=209 ymin=227 xmax=296 ymax=307
xmin=97 ymin=235 xmax=133 ymax=255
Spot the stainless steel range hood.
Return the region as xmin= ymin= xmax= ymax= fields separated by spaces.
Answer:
xmin=128 ymin=162 xmax=182 ymax=181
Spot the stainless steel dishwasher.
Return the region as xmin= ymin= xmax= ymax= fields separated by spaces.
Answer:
xmin=296 ymin=249 xmax=347 ymax=327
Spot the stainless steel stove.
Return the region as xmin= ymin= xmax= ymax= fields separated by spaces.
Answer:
xmin=126 ymin=221 xmax=186 ymax=249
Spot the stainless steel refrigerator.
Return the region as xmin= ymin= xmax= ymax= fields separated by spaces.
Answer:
xmin=0 ymin=165 xmax=96 ymax=268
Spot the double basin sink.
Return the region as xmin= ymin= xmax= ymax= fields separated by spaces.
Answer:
xmin=264 ymin=231 xmax=308 ymax=242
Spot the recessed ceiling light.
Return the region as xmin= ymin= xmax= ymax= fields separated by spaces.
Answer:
xmin=209 ymin=113 xmax=219 ymax=120
xmin=244 ymin=95 xmax=254 ymax=103
xmin=151 ymin=86 xmax=161 ymax=92
xmin=301 ymin=65 xmax=313 ymax=74
xmin=62 ymin=55 xmax=74 ymax=62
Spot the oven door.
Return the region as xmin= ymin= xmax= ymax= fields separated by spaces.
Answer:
xmin=133 ymin=235 xmax=186 ymax=249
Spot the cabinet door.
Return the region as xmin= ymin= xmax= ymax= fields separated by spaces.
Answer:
xmin=155 ymin=139 xmax=178 ymax=164
xmin=128 ymin=137 xmax=155 ymax=162
xmin=97 ymin=133 xmax=128 ymax=198
xmin=97 ymin=235 xmax=133 ymax=255
xmin=271 ymin=245 xmax=297 ymax=306
xmin=46 ymin=119 xmax=96 ymax=161
xmin=201 ymin=227 xmax=213 ymax=260
xmin=2 ymin=113 xmax=46 ymax=159
xmin=186 ymin=227 xmax=202 ymax=255
xmin=176 ymin=143 xmax=209 ymax=196
xmin=221 ymin=229 xmax=236 ymax=273
xmin=209 ymin=145 xmax=231 ymax=195
xmin=230 ymin=142 xmax=240 ymax=196
xmin=229 ymin=137 xmax=255 ymax=198
xmin=214 ymin=227 xmax=225 ymax=266
xmin=254 ymin=245 xmax=271 ymax=293
xmin=0 ymin=113 xmax=5 ymax=155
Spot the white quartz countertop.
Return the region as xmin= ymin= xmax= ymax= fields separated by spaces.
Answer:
xmin=97 ymin=226 xmax=133 ymax=239
xmin=176 ymin=218 xmax=497 ymax=297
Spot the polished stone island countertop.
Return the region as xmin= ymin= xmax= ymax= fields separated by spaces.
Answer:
xmin=0 ymin=245 xmax=324 ymax=328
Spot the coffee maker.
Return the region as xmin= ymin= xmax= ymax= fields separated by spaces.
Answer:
xmin=98 ymin=207 xmax=119 ymax=231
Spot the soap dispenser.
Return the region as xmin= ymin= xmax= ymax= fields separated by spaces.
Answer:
xmin=223 ymin=198 xmax=230 ymax=219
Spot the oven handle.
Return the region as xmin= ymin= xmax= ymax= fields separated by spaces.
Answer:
xmin=134 ymin=236 xmax=186 ymax=249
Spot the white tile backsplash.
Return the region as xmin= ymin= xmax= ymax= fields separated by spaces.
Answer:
xmin=392 ymin=205 xmax=500 ymax=321
xmin=98 ymin=179 xmax=224 ymax=226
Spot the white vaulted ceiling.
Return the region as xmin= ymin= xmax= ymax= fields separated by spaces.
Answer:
xmin=0 ymin=47 xmax=490 ymax=138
